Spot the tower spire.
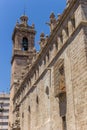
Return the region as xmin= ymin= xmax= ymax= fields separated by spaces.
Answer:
xmin=24 ymin=3 xmax=26 ymax=16
xmin=19 ymin=2 xmax=28 ymax=25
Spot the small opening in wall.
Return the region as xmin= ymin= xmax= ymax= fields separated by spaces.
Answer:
xmin=35 ymin=72 xmax=36 ymax=80
xmin=59 ymin=65 xmax=64 ymax=75
xmin=60 ymin=33 xmax=63 ymax=44
xmin=59 ymin=93 xmax=67 ymax=117
xmin=47 ymin=53 xmax=49 ymax=61
xmin=66 ymin=26 xmax=69 ymax=36
xmin=28 ymin=106 xmax=31 ymax=113
xmin=36 ymin=96 xmax=39 ymax=104
xmin=22 ymin=112 xmax=24 ymax=118
xmin=62 ymin=116 xmax=67 ymax=130
xmin=37 ymin=68 xmax=39 ymax=77
xmin=22 ymin=37 xmax=28 ymax=51
xmin=45 ymin=86 xmax=49 ymax=98
xmin=44 ymin=58 xmax=46 ymax=65
xmin=55 ymin=41 xmax=58 ymax=50
xmin=71 ymin=15 xmax=75 ymax=29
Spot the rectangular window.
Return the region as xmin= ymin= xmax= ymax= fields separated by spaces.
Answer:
xmin=59 ymin=93 xmax=66 ymax=116
xmin=0 ymin=129 xmax=8 ymax=130
xmin=0 ymin=122 xmax=8 ymax=125
xmin=3 ymin=109 xmax=9 ymax=113
xmin=0 ymin=116 xmax=9 ymax=119
xmin=0 ymin=98 xmax=9 ymax=100
xmin=62 ymin=116 xmax=67 ymax=130
xmin=3 ymin=103 xmax=9 ymax=107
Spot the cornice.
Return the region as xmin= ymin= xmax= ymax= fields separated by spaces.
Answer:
xmin=12 ymin=26 xmax=36 ymax=41
xmin=11 ymin=50 xmax=29 ymax=64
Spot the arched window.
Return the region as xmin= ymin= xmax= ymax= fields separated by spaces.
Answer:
xmin=22 ymin=37 xmax=28 ymax=51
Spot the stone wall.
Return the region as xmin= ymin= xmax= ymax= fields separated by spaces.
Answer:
xmin=10 ymin=0 xmax=87 ymax=130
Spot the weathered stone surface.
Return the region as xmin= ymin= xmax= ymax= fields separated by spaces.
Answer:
xmin=9 ymin=0 xmax=87 ymax=130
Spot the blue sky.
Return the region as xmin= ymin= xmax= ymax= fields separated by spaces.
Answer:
xmin=0 ymin=0 xmax=66 ymax=93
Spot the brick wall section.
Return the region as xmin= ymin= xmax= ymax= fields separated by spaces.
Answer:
xmin=66 ymin=27 xmax=87 ymax=130
xmin=64 ymin=3 xmax=87 ymax=129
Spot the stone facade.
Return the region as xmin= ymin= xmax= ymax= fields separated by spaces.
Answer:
xmin=9 ymin=0 xmax=87 ymax=130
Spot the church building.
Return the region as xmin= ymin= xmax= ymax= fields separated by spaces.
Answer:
xmin=9 ymin=0 xmax=87 ymax=130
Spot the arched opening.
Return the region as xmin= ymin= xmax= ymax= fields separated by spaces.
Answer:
xmin=22 ymin=37 xmax=28 ymax=51
xmin=28 ymin=106 xmax=31 ymax=113
xmin=59 ymin=93 xmax=67 ymax=130
xmin=45 ymin=86 xmax=49 ymax=98
xmin=45 ymin=86 xmax=49 ymax=96
xmin=36 ymin=96 xmax=39 ymax=104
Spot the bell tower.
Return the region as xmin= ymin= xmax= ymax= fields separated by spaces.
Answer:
xmin=11 ymin=15 xmax=36 ymax=87
xmin=9 ymin=15 xmax=36 ymax=129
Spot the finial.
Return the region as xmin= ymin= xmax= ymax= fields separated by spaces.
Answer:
xmin=57 ymin=14 xmax=61 ymax=20
xmin=45 ymin=12 xmax=57 ymax=33
xmin=20 ymin=15 xmax=28 ymax=26
xmin=50 ymin=12 xmax=55 ymax=18
xmin=32 ymin=23 xmax=35 ymax=28
xmin=40 ymin=32 xmax=45 ymax=38
xmin=19 ymin=2 xmax=29 ymax=26
xmin=39 ymin=32 xmax=45 ymax=49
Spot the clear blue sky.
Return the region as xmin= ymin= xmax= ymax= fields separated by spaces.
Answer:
xmin=0 ymin=0 xmax=66 ymax=93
